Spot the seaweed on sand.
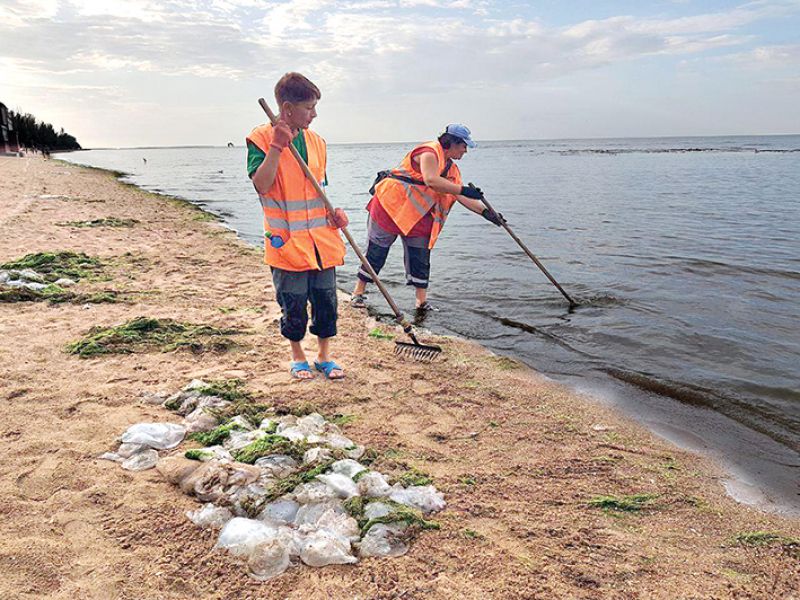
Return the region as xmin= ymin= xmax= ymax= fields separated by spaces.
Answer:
xmin=1 ymin=251 xmax=104 ymax=282
xmin=588 ymin=493 xmax=659 ymax=512
xmin=58 ymin=217 xmax=139 ymax=228
xmin=65 ymin=316 xmax=241 ymax=358
xmin=187 ymin=421 xmax=246 ymax=446
xmin=0 ymin=283 xmax=118 ymax=304
xmin=231 ymin=434 xmax=308 ymax=464
xmin=243 ymin=458 xmax=338 ymax=516
xmin=343 ymin=497 xmax=440 ymax=535
xmin=195 ymin=379 xmax=252 ymax=403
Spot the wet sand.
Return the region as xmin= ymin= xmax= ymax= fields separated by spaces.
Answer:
xmin=0 ymin=155 xmax=798 ymax=599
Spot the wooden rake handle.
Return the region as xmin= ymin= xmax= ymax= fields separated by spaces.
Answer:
xmin=475 ymin=185 xmax=578 ymax=308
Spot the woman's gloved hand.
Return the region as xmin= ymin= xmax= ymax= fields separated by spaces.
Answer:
xmin=460 ymin=183 xmax=484 ymax=200
xmin=481 ymin=208 xmax=506 ymax=226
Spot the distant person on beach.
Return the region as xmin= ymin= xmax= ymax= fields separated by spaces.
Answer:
xmin=351 ymin=125 xmax=504 ymax=313
xmin=246 ymin=72 xmax=348 ymax=380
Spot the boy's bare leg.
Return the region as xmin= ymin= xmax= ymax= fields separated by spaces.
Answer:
xmin=290 ymin=340 xmax=313 ymax=379
xmin=317 ymin=337 xmax=343 ymax=378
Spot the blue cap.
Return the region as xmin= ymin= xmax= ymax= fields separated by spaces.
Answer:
xmin=444 ymin=123 xmax=476 ymax=148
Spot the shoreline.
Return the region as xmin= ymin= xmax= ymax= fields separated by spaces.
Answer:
xmin=54 ymin=154 xmax=800 ymax=519
xmin=2 ymin=155 xmax=798 ymax=598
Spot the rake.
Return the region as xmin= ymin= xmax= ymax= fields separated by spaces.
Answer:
xmin=474 ymin=184 xmax=578 ymax=309
xmin=257 ymin=98 xmax=442 ymax=362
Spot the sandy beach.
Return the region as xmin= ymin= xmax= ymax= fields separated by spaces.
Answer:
xmin=0 ymin=155 xmax=798 ymax=599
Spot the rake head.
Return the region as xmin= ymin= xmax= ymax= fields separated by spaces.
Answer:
xmin=394 ymin=340 xmax=442 ymax=362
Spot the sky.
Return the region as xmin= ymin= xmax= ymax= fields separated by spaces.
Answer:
xmin=1 ymin=0 xmax=798 ymax=147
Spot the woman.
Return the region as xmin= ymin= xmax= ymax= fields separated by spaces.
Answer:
xmin=246 ymin=72 xmax=349 ymax=380
xmin=351 ymin=124 xmax=503 ymax=311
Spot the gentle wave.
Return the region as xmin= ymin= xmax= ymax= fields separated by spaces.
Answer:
xmin=553 ymin=147 xmax=800 ymax=155
xmin=605 ymin=368 xmax=800 ymax=454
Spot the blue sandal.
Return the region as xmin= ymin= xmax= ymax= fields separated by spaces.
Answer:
xmin=290 ymin=361 xmax=313 ymax=380
xmin=314 ymin=360 xmax=345 ymax=380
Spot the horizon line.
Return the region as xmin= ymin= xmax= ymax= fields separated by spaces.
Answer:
xmin=62 ymin=131 xmax=800 ymax=152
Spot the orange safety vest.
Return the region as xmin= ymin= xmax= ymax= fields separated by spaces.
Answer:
xmin=246 ymin=124 xmax=345 ymax=272
xmin=374 ymin=141 xmax=462 ymax=249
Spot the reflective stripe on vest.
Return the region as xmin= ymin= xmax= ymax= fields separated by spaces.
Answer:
xmin=246 ymin=124 xmax=346 ymax=271
xmin=259 ymin=194 xmax=326 ymax=213
xmin=263 ymin=215 xmax=329 ymax=232
xmin=393 ymin=175 xmax=437 ymax=217
xmin=372 ymin=141 xmax=462 ymax=248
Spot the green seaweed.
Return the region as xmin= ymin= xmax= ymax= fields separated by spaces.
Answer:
xmin=208 ymin=401 xmax=275 ymax=428
xmin=358 ymin=447 xmax=381 ymax=466
xmin=588 ymin=493 xmax=659 ymax=512
xmin=462 ymin=528 xmax=484 ymax=540
xmin=260 ymin=420 xmax=278 ymax=434
xmin=330 ymin=413 xmax=357 ymax=426
xmin=275 ymin=402 xmax=321 ymax=417
xmin=193 ymin=213 xmax=219 ymax=222
xmin=195 ymin=379 xmax=252 ymax=403
xmin=84 ymin=291 xmax=119 ymax=303
xmin=58 ymin=217 xmax=138 ymax=228
xmin=187 ymin=421 xmax=244 ymax=446
xmin=246 ymin=458 xmax=336 ymax=516
xmin=491 ymin=356 xmax=522 ymax=370
xmin=299 ymin=459 xmax=336 ymax=483
xmin=352 ymin=469 xmax=371 ymax=483
xmin=163 ymin=395 xmax=184 ymax=411
xmin=343 ymin=496 xmax=366 ymax=521
xmin=342 ymin=497 xmax=439 ymax=535
xmin=368 ymin=327 xmax=395 ymax=340
xmin=232 ymin=434 xmax=308 ymax=464
xmin=397 ymin=467 xmax=433 ymax=487
xmin=1 ymin=251 xmax=104 ymax=282
xmin=0 ymin=284 xmax=70 ymax=303
xmin=361 ymin=501 xmax=440 ymax=535
xmin=185 ymin=449 xmax=212 ymax=461
xmin=65 ymin=316 xmax=240 ymax=358
xmin=733 ymin=531 xmax=799 ymax=548
xmin=0 ymin=283 xmax=118 ymax=305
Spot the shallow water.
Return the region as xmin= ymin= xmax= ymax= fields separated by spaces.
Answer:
xmin=57 ymin=135 xmax=800 ymax=514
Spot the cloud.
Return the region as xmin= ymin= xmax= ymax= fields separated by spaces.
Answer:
xmin=2 ymin=0 xmax=798 ymax=144
xmin=71 ymin=0 xmax=167 ymax=21
xmin=721 ymin=42 xmax=800 ymax=67
xmin=0 ymin=0 xmax=58 ymax=26
xmin=0 ymin=0 xmax=786 ymax=87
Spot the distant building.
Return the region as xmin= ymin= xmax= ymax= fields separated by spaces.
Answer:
xmin=1 ymin=102 xmax=19 ymax=155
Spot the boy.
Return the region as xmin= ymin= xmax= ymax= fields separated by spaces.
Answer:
xmin=247 ymin=73 xmax=348 ymax=379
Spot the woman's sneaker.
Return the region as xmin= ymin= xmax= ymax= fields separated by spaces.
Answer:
xmin=350 ymin=294 xmax=367 ymax=309
xmin=415 ymin=301 xmax=437 ymax=313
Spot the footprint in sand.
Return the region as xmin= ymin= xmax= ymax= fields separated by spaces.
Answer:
xmin=15 ymin=453 xmax=88 ymax=501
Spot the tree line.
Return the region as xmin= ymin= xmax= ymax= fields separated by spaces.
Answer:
xmin=10 ymin=110 xmax=81 ymax=151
